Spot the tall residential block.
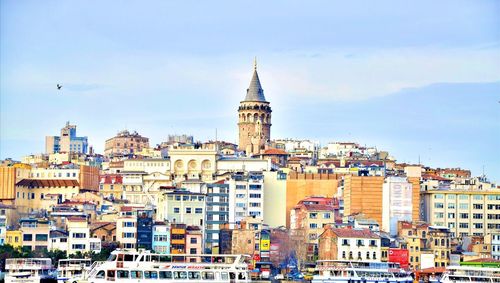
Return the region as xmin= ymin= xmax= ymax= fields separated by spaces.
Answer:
xmin=238 ymin=61 xmax=272 ymax=155
xmin=46 ymin=121 xmax=88 ymax=154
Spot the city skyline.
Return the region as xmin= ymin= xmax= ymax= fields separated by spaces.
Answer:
xmin=1 ymin=0 xmax=499 ymax=181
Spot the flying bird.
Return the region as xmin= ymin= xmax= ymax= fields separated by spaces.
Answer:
xmin=57 ymin=84 xmax=62 ymax=90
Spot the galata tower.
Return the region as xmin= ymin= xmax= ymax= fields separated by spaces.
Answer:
xmin=238 ymin=60 xmax=272 ymax=155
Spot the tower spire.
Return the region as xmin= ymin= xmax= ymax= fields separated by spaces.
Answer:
xmin=254 ymin=57 xmax=257 ymax=70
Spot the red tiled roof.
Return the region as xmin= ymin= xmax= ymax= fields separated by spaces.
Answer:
xmin=262 ymin=148 xmax=288 ymax=155
xmin=16 ymin=179 xmax=80 ymax=187
xmin=422 ymin=174 xmax=449 ymax=181
xmin=67 ymin=217 xmax=87 ymax=222
xmin=100 ymin=174 xmax=123 ymax=184
xmin=331 ymin=228 xmax=379 ymax=239
xmin=302 ymin=204 xmax=335 ymax=211
xmin=465 ymin=257 xmax=500 ymax=263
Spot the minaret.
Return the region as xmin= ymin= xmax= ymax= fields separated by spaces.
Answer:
xmin=238 ymin=59 xmax=272 ymax=155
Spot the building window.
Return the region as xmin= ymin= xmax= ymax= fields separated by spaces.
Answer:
xmin=195 ymin=208 xmax=203 ymax=214
xmin=190 ymin=238 xmax=197 ymax=244
xmin=434 ymin=203 xmax=444 ymax=209
xmin=357 ymin=239 xmax=364 ymax=246
xmin=35 ymin=234 xmax=48 ymax=241
xmin=370 ymin=240 xmax=377 ymax=247
xmin=174 ymin=208 xmax=180 ymax=213
xmin=123 ymin=232 xmax=135 ymax=238
xmin=342 ymin=239 xmax=349 ymax=246
xmin=23 ymin=234 xmax=33 ymax=241
xmin=309 ymin=213 xmax=317 ymax=219
xmin=448 ymin=203 xmax=455 ymax=209
xmin=190 ymin=248 xmax=197 ymax=254
xmin=185 ymin=207 xmax=192 ymax=214
xmin=373 ymin=252 xmax=377 ymax=259
xmin=460 ymin=213 xmax=469 ymax=219
xmin=72 ymin=233 xmax=87 ymax=238
xmin=323 ymin=213 xmax=331 ymax=219
xmin=72 ymin=244 xmax=86 ymax=250
xmin=342 ymin=251 xmax=346 ymax=259
xmin=123 ymin=222 xmax=135 ymax=227
xmin=473 ymin=204 xmax=483 ymax=209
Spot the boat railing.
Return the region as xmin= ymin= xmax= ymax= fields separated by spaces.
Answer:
xmin=6 ymin=259 xmax=53 ymax=270
xmin=87 ymin=261 xmax=104 ymax=278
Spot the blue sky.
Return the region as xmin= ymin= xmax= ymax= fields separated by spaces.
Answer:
xmin=1 ymin=1 xmax=499 ymax=181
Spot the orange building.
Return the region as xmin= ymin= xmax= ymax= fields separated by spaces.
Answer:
xmin=79 ymin=165 xmax=100 ymax=191
xmin=285 ymin=172 xmax=340 ymax=228
xmin=0 ymin=166 xmax=16 ymax=204
xmin=344 ymin=175 xmax=421 ymax=227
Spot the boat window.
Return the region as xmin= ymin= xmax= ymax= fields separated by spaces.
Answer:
xmin=107 ymin=254 xmax=117 ymax=261
xmin=238 ymin=272 xmax=247 ymax=280
xmin=159 ymin=255 xmax=171 ymax=262
xmin=188 ymin=271 xmax=201 ymax=280
xmin=173 ymin=271 xmax=187 ymax=279
xmin=221 ymin=272 xmax=228 ymax=280
xmin=130 ymin=271 xmax=143 ymax=279
xmin=159 ymin=271 xmax=172 ymax=279
xmin=202 ymin=271 xmax=215 ymax=280
xmin=106 ymin=270 xmax=115 ymax=281
xmin=117 ymin=270 xmax=129 ymax=278
xmin=96 ymin=271 xmax=105 ymax=279
xmin=144 ymin=271 xmax=158 ymax=279
xmin=124 ymin=254 xmax=134 ymax=261
xmin=117 ymin=254 xmax=124 ymax=261
xmin=150 ymin=255 xmax=159 ymax=262
xmin=229 ymin=272 xmax=236 ymax=279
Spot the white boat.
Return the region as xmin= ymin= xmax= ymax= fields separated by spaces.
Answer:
xmin=437 ymin=265 xmax=500 ymax=283
xmin=57 ymin=259 xmax=92 ymax=283
xmin=5 ymin=258 xmax=57 ymax=283
xmin=312 ymin=260 xmax=413 ymax=283
xmin=86 ymin=249 xmax=251 ymax=283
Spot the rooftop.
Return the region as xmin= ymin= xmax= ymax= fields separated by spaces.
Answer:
xmin=330 ymin=228 xmax=380 ymax=239
xmin=16 ymin=179 xmax=80 ymax=187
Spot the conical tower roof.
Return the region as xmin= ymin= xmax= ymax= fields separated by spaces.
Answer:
xmin=244 ymin=60 xmax=267 ymax=102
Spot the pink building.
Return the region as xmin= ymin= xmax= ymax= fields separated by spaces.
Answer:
xmin=185 ymin=226 xmax=203 ymax=262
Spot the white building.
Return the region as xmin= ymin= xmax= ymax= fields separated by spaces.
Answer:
xmin=227 ymin=172 xmax=264 ymax=226
xmin=492 ymin=230 xmax=500 ymax=260
xmin=66 ymin=217 xmax=101 ymax=255
xmin=116 ymin=208 xmax=138 ymax=249
xmin=382 ymin=176 xmax=414 ymax=236
xmin=320 ymin=227 xmax=381 ymax=262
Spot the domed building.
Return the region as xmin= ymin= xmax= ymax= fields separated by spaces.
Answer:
xmin=237 ymin=60 xmax=272 ymax=155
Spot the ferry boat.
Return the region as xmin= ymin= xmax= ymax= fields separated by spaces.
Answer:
xmin=436 ymin=265 xmax=500 ymax=283
xmin=5 ymin=258 xmax=57 ymax=283
xmin=86 ymin=249 xmax=251 ymax=283
xmin=312 ymin=260 xmax=413 ymax=283
xmin=57 ymin=259 xmax=92 ymax=283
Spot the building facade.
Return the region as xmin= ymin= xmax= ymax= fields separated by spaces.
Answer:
xmin=421 ymin=190 xmax=500 ymax=237
xmin=318 ymin=227 xmax=381 ymax=262
xmin=104 ymin=130 xmax=149 ymax=157
xmin=46 ymin=121 xmax=88 ymax=154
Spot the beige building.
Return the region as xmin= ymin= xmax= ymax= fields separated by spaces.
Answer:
xmin=238 ymin=62 xmax=272 ymax=155
xmin=45 ymin=121 xmax=88 ymax=154
xmin=421 ymin=189 xmax=500 ymax=238
xmin=263 ymin=171 xmax=287 ymax=227
xmin=318 ymin=227 xmax=381 ymax=262
xmin=169 ymin=147 xmax=217 ymax=183
xmin=15 ymin=179 xmax=80 ymax=214
xmin=104 ymin=130 xmax=149 ymax=157
xmin=20 ymin=218 xmax=50 ymax=251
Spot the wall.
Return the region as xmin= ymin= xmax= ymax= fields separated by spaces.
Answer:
xmin=286 ymin=173 xmax=339 ymax=228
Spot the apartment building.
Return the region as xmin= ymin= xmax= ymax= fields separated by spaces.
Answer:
xmin=116 ymin=207 xmax=138 ymax=249
xmin=205 ymin=183 xmax=230 ymax=252
xmin=318 ymin=227 xmax=381 ymax=262
xmin=152 ymin=221 xmax=170 ymax=254
xmin=66 ymin=217 xmax=101 ymax=255
xmin=227 ymin=172 xmax=265 ymax=226
xmin=186 ymin=226 xmax=203 ymax=262
xmin=421 ymin=189 xmax=500 ymax=237
xmin=46 ymin=121 xmax=88 ymax=154
xmin=20 ymin=218 xmax=50 ymax=251
xmin=290 ymin=197 xmax=340 ymax=261
xmin=157 ymin=190 xmax=206 ymax=228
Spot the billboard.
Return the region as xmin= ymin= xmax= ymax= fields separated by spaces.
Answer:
xmin=388 ymin=248 xmax=409 ymax=269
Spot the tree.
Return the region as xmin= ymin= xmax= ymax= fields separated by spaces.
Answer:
xmin=0 ymin=244 xmax=32 ymax=271
xmin=45 ymin=249 xmax=67 ymax=268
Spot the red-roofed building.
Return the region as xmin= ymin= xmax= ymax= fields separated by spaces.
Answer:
xmin=318 ymin=227 xmax=381 ymax=261
xmin=257 ymin=148 xmax=289 ymax=167
xmin=99 ymin=174 xmax=124 ymax=200
xmin=290 ymin=196 xmax=341 ymax=262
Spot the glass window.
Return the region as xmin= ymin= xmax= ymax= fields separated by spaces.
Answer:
xmin=107 ymin=270 xmax=115 ymax=280
xmin=117 ymin=270 xmax=129 ymax=278
xmin=130 ymin=271 xmax=142 ymax=279
xmin=144 ymin=271 xmax=157 ymax=279
xmin=96 ymin=271 xmax=105 ymax=279
xmin=188 ymin=271 xmax=201 ymax=280
xmin=159 ymin=271 xmax=172 ymax=279
xmin=459 ymin=195 xmax=469 ymax=200
xmin=174 ymin=271 xmax=187 ymax=279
